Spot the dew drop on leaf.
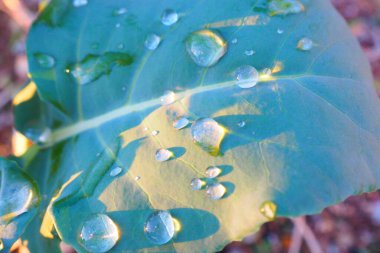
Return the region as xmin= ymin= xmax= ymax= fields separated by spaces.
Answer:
xmin=109 ymin=167 xmax=123 ymax=177
xmin=73 ymin=0 xmax=88 ymax=7
xmin=160 ymin=91 xmax=176 ymax=105
xmin=191 ymin=118 xmax=226 ymax=156
xmin=237 ymin=120 xmax=246 ymax=128
xmin=173 ymin=117 xmax=190 ymax=130
xmin=277 ymin=28 xmax=284 ymax=34
xmin=206 ymin=183 xmax=226 ymax=200
xmin=115 ymin=23 xmax=121 ymax=28
xmin=144 ymin=34 xmax=161 ymax=50
xmin=155 ymin=149 xmax=173 ymax=162
xmin=191 ymin=178 xmax=204 ymax=190
xmin=297 ymin=38 xmax=314 ymax=51
xmin=235 ymin=65 xmax=259 ymax=89
xmin=161 ymin=9 xmax=179 ymax=26
xmin=144 ymin=210 xmax=176 ymax=245
xmin=135 ymin=176 xmax=141 ymax=181
xmin=151 ymin=130 xmax=159 ymax=136
xmin=259 ymin=201 xmax=277 ymax=220
xmin=231 ymin=38 xmax=238 ymax=44
xmin=244 ymin=50 xmax=255 ymax=56
xmin=205 ymin=166 xmax=222 ymax=178
xmin=34 ymin=53 xmax=55 ymax=69
xmin=113 ymin=7 xmax=127 ymax=16
xmin=185 ymin=29 xmax=227 ymax=67
xmin=79 ymin=214 xmax=119 ymax=253
xmin=268 ymin=0 xmax=305 ymax=16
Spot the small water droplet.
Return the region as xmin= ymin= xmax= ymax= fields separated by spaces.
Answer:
xmin=244 ymin=50 xmax=255 ymax=56
xmin=206 ymin=183 xmax=226 ymax=200
xmin=259 ymin=201 xmax=277 ymax=220
xmin=73 ymin=0 xmax=88 ymax=7
xmin=186 ymin=29 xmax=227 ymax=67
xmin=79 ymin=214 xmax=119 ymax=253
xmin=231 ymin=38 xmax=238 ymax=44
xmin=205 ymin=166 xmax=222 ymax=178
xmin=173 ymin=117 xmax=190 ymax=130
xmin=235 ymin=65 xmax=259 ymax=89
xmin=115 ymin=23 xmax=121 ymax=28
xmin=191 ymin=118 xmax=226 ymax=156
xmin=34 ymin=53 xmax=55 ymax=68
xmin=144 ymin=34 xmax=161 ymax=50
xmin=155 ymin=149 xmax=173 ymax=162
xmin=135 ymin=176 xmax=141 ymax=181
xmin=110 ymin=167 xmax=123 ymax=177
xmin=144 ymin=210 xmax=175 ymax=245
xmin=297 ymin=38 xmax=313 ymax=51
xmin=160 ymin=91 xmax=176 ymax=105
xmin=113 ymin=7 xmax=127 ymax=16
xmin=151 ymin=130 xmax=159 ymax=136
xmin=190 ymin=178 xmax=205 ymax=190
xmin=277 ymin=28 xmax=284 ymax=34
xmin=161 ymin=9 xmax=179 ymax=26
xmin=268 ymin=0 xmax=304 ymax=16
xmin=117 ymin=43 xmax=124 ymax=49
xmin=237 ymin=120 xmax=246 ymax=128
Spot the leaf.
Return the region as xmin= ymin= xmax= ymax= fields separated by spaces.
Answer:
xmin=14 ymin=0 xmax=380 ymax=252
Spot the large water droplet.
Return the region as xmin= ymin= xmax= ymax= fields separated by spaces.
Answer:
xmin=191 ymin=118 xmax=226 ymax=156
xmin=34 ymin=53 xmax=55 ymax=68
xmin=110 ymin=167 xmax=123 ymax=177
xmin=145 ymin=34 xmax=161 ymax=50
xmin=73 ymin=0 xmax=88 ymax=7
xmin=259 ymin=201 xmax=277 ymax=220
xmin=205 ymin=166 xmax=222 ymax=179
xmin=173 ymin=117 xmax=190 ymax=130
xmin=297 ymin=38 xmax=313 ymax=51
xmin=190 ymin=178 xmax=204 ymax=190
xmin=268 ymin=0 xmax=305 ymax=16
xmin=155 ymin=149 xmax=173 ymax=162
xmin=206 ymin=183 xmax=226 ymax=200
xmin=161 ymin=9 xmax=179 ymax=26
xmin=144 ymin=210 xmax=175 ymax=245
xmin=235 ymin=65 xmax=259 ymax=89
xmin=160 ymin=91 xmax=176 ymax=105
xmin=79 ymin=214 xmax=119 ymax=253
xmin=186 ymin=29 xmax=227 ymax=67
xmin=68 ymin=53 xmax=133 ymax=85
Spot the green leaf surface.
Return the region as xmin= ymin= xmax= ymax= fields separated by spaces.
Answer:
xmin=13 ymin=0 xmax=380 ymax=252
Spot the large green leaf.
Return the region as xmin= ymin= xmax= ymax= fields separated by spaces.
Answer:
xmin=11 ymin=0 xmax=380 ymax=252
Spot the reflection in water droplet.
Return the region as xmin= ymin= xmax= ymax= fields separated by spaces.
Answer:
xmin=79 ymin=214 xmax=119 ymax=253
xmin=151 ymin=130 xmax=159 ymax=136
xmin=73 ymin=0 xmax=88 ymax=7
xmin=110 ymin=167 xmax=123 ymax=177
xmin=231 ymin=38 xmax=238 ymax=44
xmin=205 ymin=166 xmax=222 ymax=178
xmin=206 ymin=183 xmax=226 ymax=200
xmin=144 ymin=210 xmax=175 ymax=245
xmin=268 ymin=0 xmax=304 ymax=16
xmin=244 ymin=50 xmax=255 ymax=56
xmin=173 ymin=117 xmax=190 ymax=130
xmin=186 ymin=29 xmax=227 ymax=67
xmin=259 ymin=201 xmax=277 ymax=220
xmin=145 ymin=34 xmax=161 ymax=50
xmin=113 ymin=7 xmax=127 ymax=16
xmin=155 ymin=149 xmax=173 ymax=162
xmin=191 ymin=178 xmax=204 ymax=190
xmin=238 ymin=120 xmax=246 ymax=128
xmin=160 ymin=91 xmax=176 ymax=105
xmin=161 ymin=9 xmax=179 ymax=26
xmin=34 ymin=53 xmax=55 ymax=68
xmin=235 ymin=65 xmax=259 ymax=89
xmin=297 ymin=38 xmax=313 ymax=51
xmin=191 ymin=118 xmax=226 ymax=156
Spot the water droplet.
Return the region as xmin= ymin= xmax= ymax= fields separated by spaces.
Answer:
xmin=79 ymin=214 xmax=119 ymax=253
xmin=38 ymin=128 xmax=51 ymax=143
xmin=205 ymin=166 xmax=222 ymax=178
xmin=155 ymin=149 xmax=173 ymax=162
xmin=173 ymin=117 xmax=190 ymax=130
xmin=144 ymin=34 xmax=161 ymax=50
xmin=237 ymin=120 xmax=246 ymax=128
xmin=135 ymin=176 xmax=141 ymax=181
xmin=113 ymin=7 xmax=127 ymax=16
xmin=115 ymin=23 xmax=121 ymax=28
xmin=268 ymin=0 xmax=304 ymax=16
xmin=73 ymin=0 xmax=87 ymax=7
xmin=151 ymin=130 xmax=159 ymax=136
xmin=68 ymin=53 xmax=133 ymax=85
xmin=191 ymin=118 xmax=226 ymax=156
xmin=34 ymin=53 xmax=55 ymax=68
xmin=244 ymin=50 xmax=255 ymax=56
xmin=297 ymin=38 xmax=313 ymax=51
xmin=259 ymin=201 xmax=277 ymax=220
xmin=144 ymin=210 xmax=175 ymax=245
xmin=117 ymin=43 xmax=124 ymax=49
xmin=186 ymin=29 xmax=227 ymax=67
xmin=231 ymin=38 xmax=238 ymax=44
xmin=161 ymin=9 xmax=179 ymax=26
xmin=206 ymin=183 xmax=226 ymax=200
xmin=235 ymin=65 xmax=259 ymax=89
xmin=277 ymin=28 xmax=284 ymax=34
xmin=160 ymin=91 xmax=176 ymax=105
xmin=110 ymin=167 xmax=123 ymax=177
xmin=191 ymin=178 xmax=204 ymax=190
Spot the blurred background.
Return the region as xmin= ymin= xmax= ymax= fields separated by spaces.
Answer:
xmin=0 ymin=0 xmax=380 ymax=252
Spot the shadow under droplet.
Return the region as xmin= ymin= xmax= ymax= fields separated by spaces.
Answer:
xmin=221 ymin=182 xmax=235 ymax=199
xmin=169 ymin=147 xmax=186 ymax=159
xmin=217 ymin=165 xmax=233 ymax=177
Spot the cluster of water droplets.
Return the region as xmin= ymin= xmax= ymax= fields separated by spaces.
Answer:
xmin=191 ymin=166 xmax=227 ymax=200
